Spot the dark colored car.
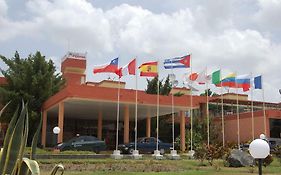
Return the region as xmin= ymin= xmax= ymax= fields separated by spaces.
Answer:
xmin=55 ymin=136 xmax=106 ymax=153
xmin=268 ymin=138 xmax=281 ymax=151
xmin=240 ymin=138 xmax=281 ymax=152
xmin=118 ymin=137 xmax=172 ymax=154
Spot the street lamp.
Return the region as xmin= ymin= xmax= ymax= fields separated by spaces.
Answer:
xmin=249 ymin=137 xmax=270 ymax=175
xmin=53 ymin=126 xmax=60 ymax=146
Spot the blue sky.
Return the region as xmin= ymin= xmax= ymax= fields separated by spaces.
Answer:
xmin=0 ymin=0 xmax=281 ymax=102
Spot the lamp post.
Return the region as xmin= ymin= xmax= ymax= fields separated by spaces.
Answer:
xmin=53 ymin=126 xmax=60 ymax=146
xmin=249 ymin=135 xmax=270 ymax=175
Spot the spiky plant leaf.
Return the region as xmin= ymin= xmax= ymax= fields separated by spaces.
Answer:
xmin=50 ymin=164 xmax=64 ymax=175
xmin=2 ymin=102 xmax=27 ymax=174
xmin=0 ymin=106 xmax=19 ymax=174
xmin=31 ymin=113 xmax=42 ymax=159
xmin=0 ymin=101 xmax=10 ymax=119
xmin=16 ymin=103 xmax=29 ymax=174
xmin=22 ymin=158 xmax=40 ymax=175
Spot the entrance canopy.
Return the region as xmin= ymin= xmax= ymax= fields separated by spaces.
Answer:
xmin=48 ymin=97 xmax=187 ymax=121
xmin=44 ymin=83 xmax=204 ymax=121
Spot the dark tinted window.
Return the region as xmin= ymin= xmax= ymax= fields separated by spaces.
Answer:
xmin=149 ymin=138 xmax=156 ymax=143
xmin=84 ymin=136 xmax=98 ymax=141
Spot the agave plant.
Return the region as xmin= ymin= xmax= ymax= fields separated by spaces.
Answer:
xmin=0 ymin=102 xmax=64 ymax=175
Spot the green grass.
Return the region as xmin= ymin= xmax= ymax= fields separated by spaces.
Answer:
xmin=24 ymin=147 xmax=94 ymax=155
xmin=39 ymin=158 xmax=281 ymax=175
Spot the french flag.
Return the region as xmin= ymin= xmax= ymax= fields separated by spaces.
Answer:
xmin=93 ymin=57 xmax=118 ymax=74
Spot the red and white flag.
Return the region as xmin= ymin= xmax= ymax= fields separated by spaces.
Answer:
xmin=188 ymin=69 xmax=211 ymax=85
xmin=93 ymin=57 xmax=118 ymax=74
xmin=115 ymin=58 xmax=136 ymax=78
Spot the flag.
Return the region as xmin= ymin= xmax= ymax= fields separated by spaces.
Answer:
xmin=212 ymin=70 xmax=221 ymax=85
xmin=115 ymin=58 xmax=136 ymax=78
xmin=163 ymin=55 xmax=190 ymax=69
xmin=236 ymin=74 xmax=251 ymax=91
xmin=139 ymin=61 xmax=158 ymax=77
xmin=189 ymin=73 xmax=198 ymax=81
xmin=93 ymin=57 xmax=118 ymax=74
xmin=253 ymin=75 xmax=262 ymax=89
xmin=196 ymin=69 xmax=211 ymax=84
xmin=220 ymin=73 xmax=236 ymax=87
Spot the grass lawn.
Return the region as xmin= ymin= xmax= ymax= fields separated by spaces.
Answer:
xmin=39 ymin=157 xmax=281 ymax=175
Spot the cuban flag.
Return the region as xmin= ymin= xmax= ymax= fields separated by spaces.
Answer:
xmin=93 ymin=57 xmax=118 ymax=74
xmin=163 ymin=55 xmax=191 ymax=69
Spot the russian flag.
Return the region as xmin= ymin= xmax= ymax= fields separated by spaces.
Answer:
xmin=93 ymin=57 xmax=119 ymax=74
xmin=236 ymin=74 xmax=251 ymax=91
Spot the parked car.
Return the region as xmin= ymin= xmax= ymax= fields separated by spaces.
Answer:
xmin=118 ymin=137 xmax=172 ymax=154
xmin=240 ymin=138 xmax=281 ymax=152
xmin=268 ymin=138 xmax=281 ymax=150
xmin=55 ymin=135 xmax=106 ymax=153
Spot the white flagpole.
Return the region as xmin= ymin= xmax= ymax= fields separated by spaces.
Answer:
xmin=206 ymin=67 xmax=210 ymax=147
xmin=235 ymin=75 xmax=240 ymax=149
xmin=156 ymin=74 xmax=160 ymax=152
xmin=220 ymin=70 xmax=225 ymax=147
xmin=250 ymin=72 xmax=255 ymax=140
xmin=190 ymin=54 xmax=193 ymax=151
xmin=134 ymin=59 xmax=138 ymax=151
xmin=262 ymin=75 xmax=266 ymax=135
xmin=171 ymin=69 xmax=175 ymax=150
xmin=115 ymin=78 xmax=121 ymax=151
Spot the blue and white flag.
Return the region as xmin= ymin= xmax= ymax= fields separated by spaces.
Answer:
xmin=163 ymin=55 xmax=191 ymax=69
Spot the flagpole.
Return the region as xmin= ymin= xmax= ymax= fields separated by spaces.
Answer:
xmin=156 ymin=74 xmax=160 ymax=152
xmin=134 ymin=60 xmax=138 ymax=151
xmin=190 ymin=54 xmax=193 ymax=152
xmin=220 ymin=69 xmax=225 ymax=147
xmin=262 ymin=75 xmax=266 ymax=135
xmin=250 ymin=72 xmax=255 ymax=140
xmin=171 ymin=69 xmax=175 ymax=150
xmin=236 ymin=76 xmax=240 ymax=149
xmin=116 ymin=78 xmax=120 ymax=151
xmin=206 ymin=67 xmax=210 ymax=147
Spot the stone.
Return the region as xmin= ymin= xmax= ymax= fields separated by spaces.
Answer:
xmin=110 ymin=150 xmax=123 ymax=159
xmin=182 ymin=150 xmax=195 ymax=159
xmin=228 ymin=149 xmax=254 ymax=167
xmin=152 ymin=150 xmax=164 ymax=160
xmin=167 ymin=150 xmax=180 ymax=160
xmin=132 ymin=150 xmax=142 ymax=159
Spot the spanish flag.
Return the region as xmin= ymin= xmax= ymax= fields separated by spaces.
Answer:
xmin=138 ymin=61 xmax=158 ymax=77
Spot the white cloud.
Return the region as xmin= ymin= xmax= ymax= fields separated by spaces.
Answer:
xmin=0 ymin=0 xmax=281 ymax=102
xmin=254 ymin=0 xmax=281 ymax=34
xmin=0 ymin=0 xmax=7 ymax=17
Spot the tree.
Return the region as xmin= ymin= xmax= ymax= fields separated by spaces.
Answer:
xmin=200 ymin=88 xmax=219 ymax=97
xmin=0 ymin=51 xmax=64 ymax=142
xmin=145 ymin=76 xmax=172 ymax=95
xmin=160 ymin=76 xmax=172 ymax=95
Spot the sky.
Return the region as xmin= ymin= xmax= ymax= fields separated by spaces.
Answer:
xmin=0 ymin=0 xmax=281 ymax=102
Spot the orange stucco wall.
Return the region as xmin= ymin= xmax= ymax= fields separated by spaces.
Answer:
xmin=215 ymin=110 xmax=281 ymax=143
